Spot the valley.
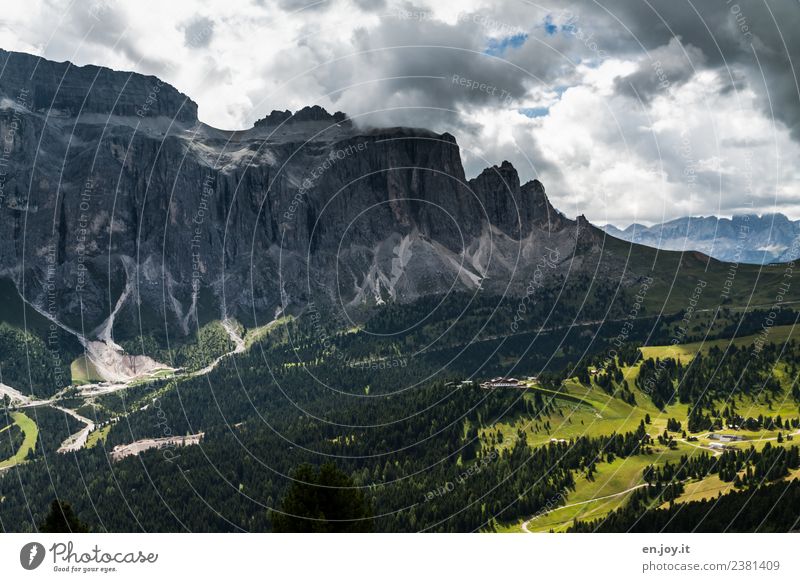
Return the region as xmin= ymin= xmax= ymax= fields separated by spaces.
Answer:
xmin=0 ymin=278 xmax=252 ymax=472
xmin=2 ymin=270 xmax=799 ymax=532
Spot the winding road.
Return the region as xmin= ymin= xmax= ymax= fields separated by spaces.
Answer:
xmin=54 ymin=406 xmax=96 ymax=453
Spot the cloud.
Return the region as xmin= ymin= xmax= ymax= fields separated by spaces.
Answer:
xmin=277 ymin=0 xmax=331 ymax=12
xmin=353 ymin=0 xmax=386 ymax=10
xmin=180 ymin=16 xmax=215 ymax=49
xmin=573 ymin=0 xmax=800 ymax=140
xmin=614 ymin=37 xmax=706 ymax=102
xmin=0 ymin=0 xmax=798 ymax=225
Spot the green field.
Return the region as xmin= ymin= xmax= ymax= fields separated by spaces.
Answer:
xmin=244 ymin=316 xmax=293 ymax=348
xmin=605 ymin=236 xmax=795 ymax=313
xmin=0 ymin=412 xmax=38 ymax=469
xmin=662 ymin=466 xmax=800 ymax=508
xmin=482 ymin=380 xmax=649 ymax=452
xmin=70 ymin=355 xmax=104 ymax=385
xmin=660 ymin=473 xmax=734 ymax=506
xmin=85 ymin=424 xmax=112 ymax=449
xmin=640 ymin=324 xmax=799 ymax=363
xmin=498 ymin=444 xmax=690 ymax=532
xmin=126 ymin=367 xmax=177 ymax=388
xmin=489 ymin=321 xmax=800 ymax=533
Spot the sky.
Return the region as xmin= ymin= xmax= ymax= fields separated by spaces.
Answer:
xmin=1 ymin=0 xmax=799 ymax=226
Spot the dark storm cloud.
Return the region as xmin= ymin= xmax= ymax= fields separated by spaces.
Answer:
xmin=305 ymin=3 xmax=576 ymax=130
xmin=8 ymin=0 xmax=793 ymax=222
xmin=301 ymin=0 xmax=797 ymax=134
xmin=275 ymin=2 xmax=573 ymax=178
xmin=614 ymin=37 xmax=705 ymax=102
xmin=570 ymin=0 xmax=800 ymax=139
xmin=50 ymin=0 xmax=165 ymax=72
xmin=346 ymin=0 xmax=799 ymax=143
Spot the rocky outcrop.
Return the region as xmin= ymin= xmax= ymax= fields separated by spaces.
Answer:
xmin=253 ymin=105 xmax=348 ymax=128
xmin=0 ymin=49 xmax=197 ymax=121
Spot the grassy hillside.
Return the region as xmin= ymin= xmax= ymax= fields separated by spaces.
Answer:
xmin=0 ymin=412 xmax=38 ymax=470
xmin=602 ymin=231 xmax=793 ymax=312
xmin=70 ymin=355 xmax=104 ymax=385
xmin=493 ymin=323 xmax=800 ymax=533
xmin=640 ymin=324 xmax=799 ymax=362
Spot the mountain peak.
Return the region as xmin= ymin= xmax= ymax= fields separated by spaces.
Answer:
xmin=473 ymin=160 xmax=520 ymax=186
xmin=253 ymin=105 xmax=348 ymax=128
xmin=0 ymin=48 xmax=198 ymax=122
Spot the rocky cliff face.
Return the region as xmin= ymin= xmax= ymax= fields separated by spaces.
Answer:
xmin=0 ymin=48 xmax=616 ymax=340
xmin=0 ymin=49 xmax=197 ymax=121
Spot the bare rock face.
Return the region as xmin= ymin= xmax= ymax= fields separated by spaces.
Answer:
xmin=0 ymin=49 xmax=197 ymax=121
xmin=0 ymin=48 xmax=615 ymax=340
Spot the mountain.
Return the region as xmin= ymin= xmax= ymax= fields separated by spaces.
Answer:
xmin=0 ymin=48 xmax=788 ymax=354
xmin=602 ymin=214 xmax=800 ymax=265
xmin=0 ymin=49 xmax=615 ymax=337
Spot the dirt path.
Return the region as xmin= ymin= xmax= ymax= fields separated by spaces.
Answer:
xmin=0 ymin=382 xmax=31 ymax=406
xmin=1 ymin=383 xmax=55 ymax=409
xmin=676 ymin=438 xmax=723 ymax=455
xmin=50 ymin=319 xmax=245 ymax=454
xmin=222 ymin=319 xmax=246 ymax=353
xmin=521 ymin=483 xmax=649 ymax=533
xmin=110 ymin=432 xmax=203 ymax=462
xmin=55 ymin=406 xmax=95 ymax=454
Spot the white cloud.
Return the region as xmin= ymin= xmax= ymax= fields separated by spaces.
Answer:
xmin=1 ymin=0 xmax=798 ymax=225
xmin=534 ymin=62 xmax=800 ymax=225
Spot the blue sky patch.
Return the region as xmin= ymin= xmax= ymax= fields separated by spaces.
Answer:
xmin=544 ymin=14 xmax=579 ymax=36
xmin=518 ymin=107 xmax=550 ymax=118
xmin=543 ymin=15 xmax=558 ymax=35
xmin=484 ymin=32 xmax=528 ymax=56
xmin=561 ymin=20 xmax=578 ymax=35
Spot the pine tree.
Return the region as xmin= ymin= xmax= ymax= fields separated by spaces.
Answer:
xmin=271 ymin=463 xmax=373 ymax=532
xmin=39 ymin=500 xmax=89 ymax=533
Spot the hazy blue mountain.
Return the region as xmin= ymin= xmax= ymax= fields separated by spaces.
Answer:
xmin=602 ymin=214 xmax=800 ymax=264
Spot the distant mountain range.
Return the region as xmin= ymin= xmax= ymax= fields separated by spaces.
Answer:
xmin=602 ymin=214 xmax=800 ymax=265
